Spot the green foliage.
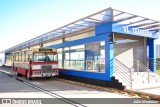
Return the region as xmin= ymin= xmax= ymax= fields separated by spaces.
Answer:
xmin=157 ymin=58 xmax=160 ymax=61
xmin=156 ymin=58 xmax=160 ymax=70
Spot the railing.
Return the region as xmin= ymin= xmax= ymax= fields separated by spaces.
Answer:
xmin=114 ymin=58 xmax=133 ymax=89
xmin=114 ymin=58 xmax=160 ymax=89
xmin=136 ymin=60 xmax=150 ymax=83
xmin=136 ymin=59 xmax=160 ymax=82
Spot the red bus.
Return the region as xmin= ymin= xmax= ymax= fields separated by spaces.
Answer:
xmin=11 ymin=48 xmax=59 ymax=80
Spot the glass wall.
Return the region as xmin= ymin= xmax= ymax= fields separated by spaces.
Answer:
xmin=57 ymin=41 xmax=105 ymax=72
xmin=86 ymin=41 xmax=105 ymax=72
xmin=33 ymin=53 xmax=58 ymax=62
xmin=64 ymin=45 xmax=85 ymax=70
xmin=58 ymin=48 xmax=62 ymax=68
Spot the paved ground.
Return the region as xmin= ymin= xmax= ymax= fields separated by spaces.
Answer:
xmin=0 ymin=66 xmax=159 ymax=107
xmin=135 ymin=86 xmax=160 ymax=95
xmin=0 ymin=71 xmax=75 ymax=107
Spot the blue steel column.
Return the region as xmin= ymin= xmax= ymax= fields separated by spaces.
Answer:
xmin=105 ymin=34 xmax=114 ymax=80
xmin=84 ymin=45 xmax=86 ymax=70
xmin=95 ymin=23 xmax=113 ymax=81
xmin=147 ymin=39 xmax=156 ymax=72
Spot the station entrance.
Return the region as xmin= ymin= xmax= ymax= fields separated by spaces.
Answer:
xmin=114 ymin=33 xmax=147 ymax=70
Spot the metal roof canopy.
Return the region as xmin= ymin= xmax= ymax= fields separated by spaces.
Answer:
xmin=5 ymin=7 xmax=160 ymax=53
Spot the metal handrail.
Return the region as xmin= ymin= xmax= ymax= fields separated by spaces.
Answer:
xmin=137 ymin=60 xmax=150 ymax=83
xmin=138 ymin=60 xmax=148 ymax=70
xmin=114 ymin=68 xmax=131 ymax=87
xmin=114 ymin=63 xmax=130 ymax=78
xmin=114 ymin=58 xmax=132 ymax=89
xmin=136 ymin=60 xmax=160 ymax=82
xmin=114 ymin=64 xmax=131 ymax=83
xmin=114 ymin=58 xmax=160 ymax=89
xmin=114 ymin=58 xmax=131 ymax=71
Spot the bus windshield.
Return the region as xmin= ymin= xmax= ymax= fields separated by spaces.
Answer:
xmin=33 ymin=53 xmax=58 ymax=62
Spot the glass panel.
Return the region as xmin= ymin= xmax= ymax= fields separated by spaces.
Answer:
xmin=64 ymin=45 xmax=85 ymax=70
xmin=58 ymin=48 xmax=62 ymax=68
xmin=27 ymin=51 xmax=32 ymax=61
xmin=65 ymin=61 xmax=69 ymax=69
xmin=22 ymin=52 xmax=25 ymax=61
xmin=86 ymin=41 xmax=105 ymax=72
xmin=33 ymin=52 xmax=58 ymax=62
xmin=34 ymin=53 xmax=45 ymax=61
xmin=90 ymin=14 xmax=110 ymax=21
xmin=71 ymin=45 xmax=84 ymax=50
xmin=113 ymin=10 xmax=122 ymax=16
xmin=61 ymin=41 xmax=105 ymax=72
xmin=26 ymin=54 xmax=29 ymax=61
xmin=29 ymin=54 xmax=32 ymax=61
xmin=65 ymin=53 xmax=69 ymax=60
xmin=54 ymin=54 xmax=58 ymax=61
xmin=70 ymin=52 xmax=84 ymax=60
xmin=46 ymin=53 xmax=54 ymax=61
xmin=114 ymin=13 xmax=134 ymax=22
xmin=16 ymin=53 xmax=19 ymax=61
xmin=18 ymin=52 xmax=21 ymax=61
xmin=46 ymin=53 xmax=58 ymax=62
xmin=100 ymin=41 xmax=105 ymax=46
xmin=100 ymin=49 xmax=105 ymax=72
xmin=64 ymin=47 xmax=69 ymax=51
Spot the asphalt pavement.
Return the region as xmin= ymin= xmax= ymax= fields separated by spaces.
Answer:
xmin=0 ymin=66 xmax=159 ymax=107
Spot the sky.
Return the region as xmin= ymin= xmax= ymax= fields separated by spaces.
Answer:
xmin=0 ymin=0 xmax=160 ymax=51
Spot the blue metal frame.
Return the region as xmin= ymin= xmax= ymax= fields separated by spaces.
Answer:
xmin=147 ymin=39 xmax=156 ymax=72
xmin=48 ymin=22 xmax=158 ymax=81
xmin=47 ymin=22 xmax=115 ymax=81
xmin=50 ymin=35 xmax=107 ymax=49
xmin=49 ymin=32 xmax=113 ymax=81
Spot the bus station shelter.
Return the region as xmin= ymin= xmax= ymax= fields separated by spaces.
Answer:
xmin=4 ymin=7 xmax=160 ymax=89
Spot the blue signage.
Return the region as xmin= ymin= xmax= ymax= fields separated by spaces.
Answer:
xmin=123 ymin=26 xmax=152 ymax=37
xmin=112 ymin=23 xmax=159 ymax=39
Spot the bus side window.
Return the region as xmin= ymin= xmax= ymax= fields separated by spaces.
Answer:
xmin=16 ymin=52 xmax=18 ymax=61
xmin=22 ymin=52 xmax=25 ymax=61
xmin=11 ymin=54 xmax=14 ymax=61
xmin=26 ymin=55 xmax=28 ymax=61
xmin=28 ymin=54 xmax=32 ymax=62
xmin=18 ymin=52 xmax=21 ymax=61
